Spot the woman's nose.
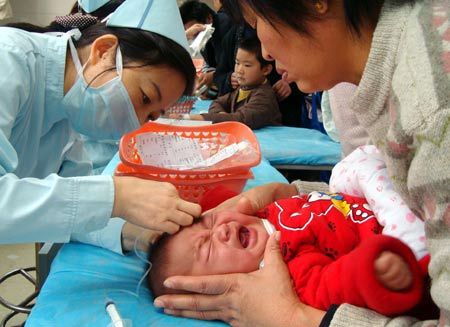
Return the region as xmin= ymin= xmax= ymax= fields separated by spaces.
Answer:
xmin=261 ymin=44 xmax=273 ymax=61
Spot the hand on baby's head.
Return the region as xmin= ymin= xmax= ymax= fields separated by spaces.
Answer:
xmin=375 ymin=251 xmax=413 ymax=291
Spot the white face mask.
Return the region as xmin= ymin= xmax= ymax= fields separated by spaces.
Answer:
xmin=62 ymin=37 xmax=140 ymax=140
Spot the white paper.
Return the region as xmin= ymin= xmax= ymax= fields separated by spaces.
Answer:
xmin=190 ymin=24 xmax=215 ymax=57
xmin=136 ymin=133 xmax=204 ymax=169
xmin=135 ymin=133 xmax=248 ymax=170
xmin=155 ymin=117 xmax=212 ymax=126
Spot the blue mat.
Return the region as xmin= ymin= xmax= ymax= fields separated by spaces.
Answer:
xmin=192 ymin=100 xmax=341 ymax=167
xmin=254 ymin=126 xmax=341 ymax=167
xmin=27 ymin=156 xmax=287 ymax=327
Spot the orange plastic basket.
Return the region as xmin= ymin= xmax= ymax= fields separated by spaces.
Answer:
xmin=118 ymin=121 xmax=261 ymax=175
xmin=115 ymin=162 xmax=253 ymax=203
xmin=115 ymin=121 xmax=261 ymax=203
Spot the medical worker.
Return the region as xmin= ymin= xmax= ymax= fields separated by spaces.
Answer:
xmin=0 ymin=0 xmax=201 ymax=251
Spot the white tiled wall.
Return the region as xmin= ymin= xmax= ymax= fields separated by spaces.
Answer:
xmin=1 ymin=0 xmax=74 ymax=26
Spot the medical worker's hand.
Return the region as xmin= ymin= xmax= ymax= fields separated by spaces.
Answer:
xmin=272 ymin=79 xmax=292 ymax=101
xmin=154 ymin=232 xmax=326 ymax=327
xmin=112 ymin=177 xmax=201 ymax=234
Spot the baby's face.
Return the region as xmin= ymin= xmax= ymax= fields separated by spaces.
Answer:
xmin=165 ymin=210 xmax=269 ymax=277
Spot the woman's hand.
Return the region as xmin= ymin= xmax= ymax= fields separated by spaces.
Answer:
xmin=112 ymin=176 xmax=201 ymax=234
xmin=272 ymin=79 xmax=292 ymax=101
xmin=186 ymin=23 xmax=206 ymax=40
xmin=154 ymin=232 xmax=325 ymax=327
xmin=205 ymin=182 xmax=298 ymax=216
xmin=197 ymin=71 xmax=214 ymax=90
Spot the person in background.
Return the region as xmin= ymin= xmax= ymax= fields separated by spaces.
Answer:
xmin=154 ymin=0 xmax=449 ymax=326
xmin=175 ymin=36 xmax=281 ymax=129
xmin=216 ymin=3 xmax=306 ymax=127
xmin=179 ymin=0 xmax=232 ymax=98
xmin=0 ymin=0 xmax=201 ymax=252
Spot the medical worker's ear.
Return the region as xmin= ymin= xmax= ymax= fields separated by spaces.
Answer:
xmin=88 ymin=34 xmax=119 ymax=66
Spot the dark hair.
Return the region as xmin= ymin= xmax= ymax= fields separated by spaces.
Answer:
xmin=75 ymin=24 xmax=195 ymax=95
xmin=179 ymin=0 xmax=215 ymax=25
xmin=147 ymin=233 xmax=177 ymax=297
xmin=223 ymin=0 xmax=388 ymax=37
xmin=237 ymin=35 xmax=270 ymax=67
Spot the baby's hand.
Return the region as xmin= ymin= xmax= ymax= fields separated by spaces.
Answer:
xmin=374 ymin=251 xmax=412 ymax=291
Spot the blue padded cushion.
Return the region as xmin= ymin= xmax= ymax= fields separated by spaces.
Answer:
xmin=191 ymin=100 xmax=341 ymax=166
xmin=254 ymin=126 xmax=341 ymax=166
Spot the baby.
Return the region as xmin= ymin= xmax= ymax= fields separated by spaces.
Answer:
xmin=148 ymin=190 xmax=425 ymax=316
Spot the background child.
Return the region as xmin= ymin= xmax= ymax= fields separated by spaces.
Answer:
xmin=179 ymin=0 xmax=232 ymax=97
xmin=175 ymin=35 xmax=282 ymax=129
xmin=148 ymin=190 xmax=425 ymax=316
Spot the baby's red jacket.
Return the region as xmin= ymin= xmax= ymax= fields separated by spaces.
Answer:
xmin=259 ymin=193 xmax=424 ymax=316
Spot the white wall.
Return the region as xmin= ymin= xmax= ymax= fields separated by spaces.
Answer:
xmin=1 ymin=0 xmax=74 ymax=26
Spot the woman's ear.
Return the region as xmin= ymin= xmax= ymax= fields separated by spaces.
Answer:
xmin=262 ymin=63 xmax=273 ymax=77
xmin=314 ymin=0 xmax=328 ymax=14
xmin=88 ymin=34 xmax=119 ymax=66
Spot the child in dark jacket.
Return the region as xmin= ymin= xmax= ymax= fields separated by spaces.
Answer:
xmin=175 ymin=36 xmax=282 ymax=129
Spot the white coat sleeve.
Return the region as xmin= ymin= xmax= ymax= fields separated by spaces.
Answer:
xmin=55 ymin=134 xmax=125 ymax=254
xmin=0 ymin=39 xmax=114 ymax=245
xmin=0 ymin=172 xmax=115 ymax=244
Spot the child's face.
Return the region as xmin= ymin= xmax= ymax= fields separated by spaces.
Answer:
xmin=164 ymin=210 xmax=269 ymax=277
xmin=234 ymin=48 xmax=269 ymax=87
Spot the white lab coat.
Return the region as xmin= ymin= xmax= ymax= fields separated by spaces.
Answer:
xmin=0 ymin=27 xmax=124 ymax=253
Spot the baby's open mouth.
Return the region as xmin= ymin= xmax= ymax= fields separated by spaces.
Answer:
xmin=239 ymin=226 xmax=250 ymax=248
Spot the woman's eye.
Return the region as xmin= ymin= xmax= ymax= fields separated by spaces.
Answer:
xmin=143 ymin=94 xmax=151 ymax=105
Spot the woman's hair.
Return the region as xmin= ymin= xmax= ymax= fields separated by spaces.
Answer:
xmin=179 ymin=0 xmax=216 ymax=25
xmin=237 ymin=35 xmax=270 ymax=67
xmin=75 ymin=24 xmax=196 ymax=95
xmin=222 ymin=0 xmax=399 ymax=37
xmin=5 ymin=20 xmax=195 ymax=96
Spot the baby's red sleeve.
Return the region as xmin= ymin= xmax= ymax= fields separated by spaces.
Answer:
xmin=289 ymin=235 xmax=423 ymax=315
